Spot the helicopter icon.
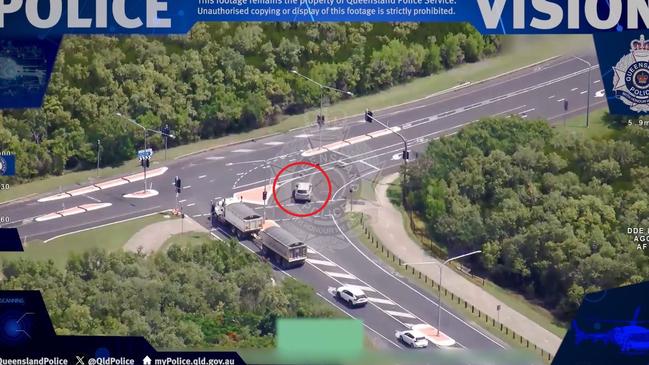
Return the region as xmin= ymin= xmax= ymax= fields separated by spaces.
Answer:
xmin=573 ymin=307 xmax=649 ymax=354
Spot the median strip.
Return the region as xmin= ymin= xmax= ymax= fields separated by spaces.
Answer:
xmin=34 ymin=203 xmax=112 ymax=222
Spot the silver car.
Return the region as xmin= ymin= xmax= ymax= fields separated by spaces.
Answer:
xmin=293 ymin=182 xmax=312 ymax=202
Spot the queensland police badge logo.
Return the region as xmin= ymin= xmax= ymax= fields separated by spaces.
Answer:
xmin=613 ymin=35 xmax=649 ymax=113
xmin=0 ymin=157 xmax=6 ymax=175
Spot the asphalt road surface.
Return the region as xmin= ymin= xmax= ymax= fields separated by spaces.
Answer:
xmin=0 ymin=54 xmax=606 ymax=354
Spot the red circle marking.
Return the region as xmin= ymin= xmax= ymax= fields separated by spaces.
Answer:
xmin=272 ymin=161 xmax=332 ymax=218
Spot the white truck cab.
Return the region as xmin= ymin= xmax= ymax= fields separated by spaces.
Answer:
xmin=292 ymin=182 xmax=313 ymax=202
xmin=335 ymin=285 xmax=368 ymax=307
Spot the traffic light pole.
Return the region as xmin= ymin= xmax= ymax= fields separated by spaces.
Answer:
xmin=366 ymin=111 xmax=411 ymax=223
xmin=143 ymin=130 xmax=148 ymax=193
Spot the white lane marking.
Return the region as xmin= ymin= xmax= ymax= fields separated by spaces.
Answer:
xmin=595 ymin=89 xmax=606 ymax=98
xmin=307 ymin=258 xmax=338 ymax=267
xmin=295 ymin=134 xmax=313 ymax=138
xmin=198 ymin=175 xmax=207 ymax=179
xmin=186 ymin=203 xmax=196 ymax=207
xmin=571 ymin=87 xmax=578 ymax=91
xmin=580 ymin=90 xmax=588 ymax=94
xmin=325 ymin=272 xmax=358 ymax=280
xmin=316 ymin=293 xmax=402 ymax=349
xmin=330 ymin=176 xmax=505 ymax=350
xmin=557 ymin=98 xmax=565 ymax=102
xmin=384 ymin=310 xmax=417 ymax=319
xmin=341 ymin=284 xmax=377 ymax=292
xmin=368 ymin=297 xmax=397 ymax=305
xmin=232 ymin=149 xmax=253 ymax=153
xmin=178 ymin=199 xmax=187 ymax=203
xmin=519 ymin=108 xmax=536 ymax=114
xmin=264 ymin=141 xmax=285 ymax=146
xmin=205 ymin=156 xmax=224 ymax=160
xmin=594 ymin=80 xmax=600 ymax=83
xmin=548 ymin=95 xmax=555 ymax=99
xmin=326 ymin=126 xmax=343 ymax=131
xmin=307 ymin=248 xmax=317 ymax=254
xmin=83 ymin=195 xmax=101 ymax=202
xmin=492 ymin=105 xmax=526 ymax=116
xmin=184 ymin=185 xmax=192 ymax=189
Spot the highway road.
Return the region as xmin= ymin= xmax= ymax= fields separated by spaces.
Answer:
xmin=0 ymin=54 xmax=606 ymax=354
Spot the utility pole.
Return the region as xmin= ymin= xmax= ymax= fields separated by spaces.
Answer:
xmin=290 ymin=69 xmax=354 ymax=150
xmin=572 ymin=56 xmax=592 ymax=128
xmin=96 ymin=139 xmax=101 ymax=178
xmin=405 ymin=250 xmax=482 ymax=336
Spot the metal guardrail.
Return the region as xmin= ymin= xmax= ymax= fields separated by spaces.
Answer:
xmin=356 ymin=213 xmax=554 ymax=363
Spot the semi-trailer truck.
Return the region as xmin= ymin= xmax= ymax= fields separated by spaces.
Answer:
xmin=214 ymin=198 xmax=263 ymax=239
xmin=257 ymin=222 xmax=307 ymax=269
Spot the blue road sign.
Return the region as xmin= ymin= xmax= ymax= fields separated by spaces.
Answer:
xmin=137 ymin=148 xmax=153 ymax=160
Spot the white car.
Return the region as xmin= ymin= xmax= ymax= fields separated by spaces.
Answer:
xmin=335 ymin=285 xmax=368 ymax=307
xmin=395 ymin=330 xmax=429 ymax=348
xmin=293 ymin=182 xmax=313 ymax=202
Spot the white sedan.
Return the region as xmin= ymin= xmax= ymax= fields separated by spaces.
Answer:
xmin=395 ymin=330 xmax=429 ymax=348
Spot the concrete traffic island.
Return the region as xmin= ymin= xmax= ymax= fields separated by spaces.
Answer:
xmin=123 ymin=189 xmax=159 ymax=199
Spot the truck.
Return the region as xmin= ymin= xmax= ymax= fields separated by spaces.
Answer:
xmin=257 ymin=222 xmax=307 ymax=269
xmin=214 ymin=197 xmax=263 ymax=239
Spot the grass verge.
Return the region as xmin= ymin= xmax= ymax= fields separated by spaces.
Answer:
xmin=345 ymin=212 xmax=552 ymax=363
xmin=0 ymin=212 xmax=173 ymax=268
xmin=160 ymin=231 xmax=211 ymax=251
xmin=554 ymin=108 xmax=615 ymax=139
xmin=1 ymin=35 xmax=592 ymax=204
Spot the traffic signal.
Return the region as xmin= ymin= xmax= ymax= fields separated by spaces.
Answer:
xmin=262 ymin=190 xmax=268 ymax=201
xmin=364 ymin=109 xmax=373 ymax=123
xmin=402 ymin=150 xmax=410 ymax=161
xmin=316 ymin=114 xmax=325 ymax=127
xmin=145 ymin=158 xmax=150 ymax=168
xmin=175 ymin=176 xmax=182 ymax=193
xmin=162 ymin=124 xmax=170 ymax=136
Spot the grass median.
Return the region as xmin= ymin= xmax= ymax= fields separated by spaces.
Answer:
xmin=1 ymin=35 xmax=592 ymax=205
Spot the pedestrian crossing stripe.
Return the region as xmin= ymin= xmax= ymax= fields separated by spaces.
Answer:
xmin=306 ymin=258 xmax=338 ymax=267
xmin=264 ymin=141 xmax=285 ymax=146
xmin=324 ymin=272 xmax=357 ymax=280
xmin=341 ymin=284 xmax=376 ymax=292
xmin=232 ymin=149 xmax=254 ymax=153
xmin=367 ymin=297 xmax=396 ymax=305
xmin=384 ymin=310 xmax=417 ymax=319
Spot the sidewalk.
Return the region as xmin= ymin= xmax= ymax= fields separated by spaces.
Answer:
xmin=355 ymin=173 xmax=562 ymax=355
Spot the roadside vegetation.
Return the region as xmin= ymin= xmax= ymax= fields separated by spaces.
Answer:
xmin=0 ymin=236 xmax=335 ymax=349
xmin=404 ymin=115 xmax=649 ymax=320
xmin=0 ymin=23 xmax=500 ymax=184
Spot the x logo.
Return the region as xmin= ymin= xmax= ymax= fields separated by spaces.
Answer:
xmin=76 ymin=356 xmax=85 ymax=365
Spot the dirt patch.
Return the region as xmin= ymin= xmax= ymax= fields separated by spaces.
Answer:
xmin=123 ymin=216 xmax=209 ymax=254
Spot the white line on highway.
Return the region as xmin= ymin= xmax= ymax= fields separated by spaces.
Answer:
xmin=198 ymin=175 xmax=207 ymax=179
xmin=83 ymin=195 xmax=101 ymax=202
xmin=232 ymin=149 xmax=254 ymax=153
xmin=324 ymin=272 xmax=358 ymax=280
xmin=264 ymin=141 xmax=285 ymax=146
xmin=342 ymin=284 xmax=377 ymax=292
xmin=186 ymin=203 xmax=196 ymax=207
xmin=179 ymin=199 xmax=187 ymax=203
xmin=594 ymin=80 xmax=600 ymax=83
xmin=330 ymin=172 xmax=505 ymax=349
xmin=492 ymin=105 xmax=526 ymax=116
xmin=571 ymin=88 xmax=578 ymax=91
xmin=184 ymin=186 xmax=192 ymax=189
xmin=43 ymin=209 xmax=165 ymax=243
xmin=316 ymin=293 xmax=402 ymax=349
xmin=548 ymin=95 xmax=555 ymax=99
xmin=520 ymin=108 xmax=536 ymax=115
xmin=306 ymin=258 xmax=338 ymax=267
xmin=580 ymin=90 xmax=588 ymax=94
xmin=557 ymin=98 xmax=565 ymax=102
xmin=384 ymin=310 xmax=417 ymax=319
xmin=368 ymin=297 xmax=397 ymax=305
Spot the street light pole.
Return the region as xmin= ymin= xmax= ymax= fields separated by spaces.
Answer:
xmin=96 ymin=139 xmax=101 ymax=178
xmin=290 ymin=69 xmax=354 ymax=150
xmin=572 ymin=56 xmax=592 ymax=128
xmin=405 ymin=250 xmax=482 ymax=336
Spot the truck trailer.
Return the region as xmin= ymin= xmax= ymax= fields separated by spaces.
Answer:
xmin=214 ymin=198 xmax=263 ymax=239
xmin=258 ymin=225 xmax=307 ymax=269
